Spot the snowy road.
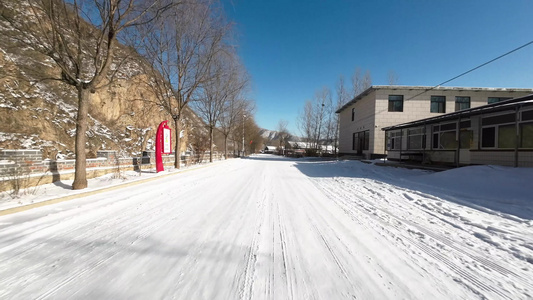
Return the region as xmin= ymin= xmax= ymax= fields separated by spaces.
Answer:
xmin=0 ymin=155 xmax=532 ymax=299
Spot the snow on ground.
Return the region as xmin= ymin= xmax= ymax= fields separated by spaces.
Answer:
xmin=0 ymin=163 xmax=211 ymax=211
xmin=0 ymin=154 xmax=531 ymax=299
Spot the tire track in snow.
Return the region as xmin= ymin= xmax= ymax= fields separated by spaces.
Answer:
xmin=171 ymin=186 xmax=245 ymax=297
xmin=0 ymin=202 xmax=181 ymax=298
xmin=390 ymin=187 xmax=533 ymax=294
xmin=31 ymin=194 xmax=188 ymax=299
xmin=274 ymin=165 xmax=324 ymax=300
xmin=296 ymin=179 xmax=406 ymax=299
xmin=293 ymin=187 xmax=362 ymax=296
xmin=362 ymin=181 xmax=527 ymax=298
xmin=0 ymin=165 xmax=229 ymax=299
xmin=312 ymin=177 xmax=520 ymax=299
xmin=276 ymin=200 xmax=295 ymax=300
xmin=353 ymin=184 xmax=518 ymax=299
xmin=167 ymin=160 xmax=265 ymax=299
xmin=0 ymin=175 xmax=200 ymax=259
xmin=237 ymin=179 xmax=267 ymax=300
xmin=33 ymin=209 xmax=176 ymax=300
xmin=310 ymin=221 xmax=351 ymax=281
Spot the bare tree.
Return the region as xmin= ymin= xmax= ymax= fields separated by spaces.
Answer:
xmin=194 ymin=50 xmax=248 ymax=162
xmin=363 ymin=70 xmax=372 ymax=91
xmin=322 ymin=91 xmax=335 ymax=154
xmin=314 ymin=87 xmax=332 ymax=152
xmin=351 ymin=67 xmax=372 ymax=98
xmin=188 ymin=124 xmax=210 ymax=163
xmin=0 ymin=0 xmax=172 ymax=189
xmin=297 ymin=100 xmax=316 ymax=148
xmin=334 ymin=75 xmax=350 ymax=155
xmin=235 ymin=104 xmax=257 ymax=156
xmin=276 ymin=119 xmax=289 ymax=154
xmin=219 ymin=97 xmax=250 ymax=159
xmin=244 ymin=116 xmax=264 ymax=154
xmin=139 ymin=0 xmax=229 ymax=169
xmin=388 ymin=70 xmax=399 ymax=85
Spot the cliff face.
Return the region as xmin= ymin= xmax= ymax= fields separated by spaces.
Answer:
xmin=0 ymin=1 xmax=202 ymax=159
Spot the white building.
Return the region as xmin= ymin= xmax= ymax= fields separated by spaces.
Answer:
xmin=382 ymin=94 xmax=533 ymax=167
xmin=336 ymin=86 xmax=533 ymax=159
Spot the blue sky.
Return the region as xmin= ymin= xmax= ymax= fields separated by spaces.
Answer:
xmin=221 ymin=0 xmax=533 ymax=134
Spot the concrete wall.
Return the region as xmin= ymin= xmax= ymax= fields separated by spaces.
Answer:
xmin=338 ymin=90 xmax=376 ymax=157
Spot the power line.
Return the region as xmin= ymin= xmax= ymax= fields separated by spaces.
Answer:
xmin=407 ymin=40 xmax=533 ymax=101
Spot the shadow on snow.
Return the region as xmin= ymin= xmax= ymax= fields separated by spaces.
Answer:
xmin=292 ymin=159 xmax=533 ymax=221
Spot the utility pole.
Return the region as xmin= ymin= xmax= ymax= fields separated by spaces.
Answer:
xmin=242 ymin=113 xmax=246 ymax=156
xmin=316 ymin=103 xmax=325 ymax=152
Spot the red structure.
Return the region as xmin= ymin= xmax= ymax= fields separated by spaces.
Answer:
xmin=155 ymin=121 xmax=172 ymax=173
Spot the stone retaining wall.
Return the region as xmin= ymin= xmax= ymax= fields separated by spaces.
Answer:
xmin=0 ymin=149 xmax=224 ymax=192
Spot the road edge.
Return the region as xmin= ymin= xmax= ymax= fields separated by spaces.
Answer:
xmin=0 ymin=161 xmax=222 ymax=217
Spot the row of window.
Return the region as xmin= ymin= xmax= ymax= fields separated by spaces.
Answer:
xmin=481 ymin=110 xmax=533 ymax=148
xmin=387 ymin=109 xmax=533 ymax=150
xmin=387 ymin=95 xmax=513 ymax=113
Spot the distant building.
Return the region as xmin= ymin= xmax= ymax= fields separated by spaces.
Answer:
xmin=382 ymin=94 xmax=533 ymax=167
xmin=286 ymin=141 xmax=336 ymax=154
xmin=263 ymin=145 xmax=277 ymax=154
xmin=287 ymin=141 xmax=311 ymax=150
xmin=336 ymin=86 xmax=533 ymax=159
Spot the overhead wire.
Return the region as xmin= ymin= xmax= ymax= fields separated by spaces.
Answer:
xmin=338 ymin=40 xmax=533 ymax=125
xmin=406 ymin=40 xmax=533 ymax=101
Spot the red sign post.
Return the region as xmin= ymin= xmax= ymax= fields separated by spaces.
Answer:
xmin=155 ymin=121 xmax=172 ymax=173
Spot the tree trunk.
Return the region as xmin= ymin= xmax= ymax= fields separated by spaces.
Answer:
xmin=224 ymin=135 xmax=228 ymax=159
xmin=209 ymin=125 xmax=213 ymax=163
xmin=174 ymin=118 xmax=181 ymax=169
xmin=72 ymin=86 xmax=90 ymax=190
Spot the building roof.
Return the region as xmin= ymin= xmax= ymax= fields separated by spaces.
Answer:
xmin=335 ymin=85 xmax=533 ymax=114
xmin=382 ymin=93 xmax=533 ymax=131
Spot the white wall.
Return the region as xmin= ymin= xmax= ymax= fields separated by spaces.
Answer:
xmin=338 ymin=90 xmax=376 ymax=155
xmin=338 ymin=86 xmax=533 ymax=155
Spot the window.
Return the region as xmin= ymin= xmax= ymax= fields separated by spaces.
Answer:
xmin=407 ymin=128 xmax=425 ymax=150
xmin=488 ymin=97 xmax=511 ymax=104
xmin=388 ymin=95 xmax=403 ymax=112
xmin=482 ymin=113 xmax=515 ymax=126
xmin=432 ymin=122 xmax=457 ymax=149
xmin=353 ymin=131 xmax=370 ymax=151
xmin=351 ymin=108 xmax=355 ymax=121
xmin=522 ymin=110 xmax=533 ymax=121
xmin=459 ymin=120 xmax=473 ymax=149
xmin=481 ymin=113 xmax=517 ymax=149
xmin=481 ymin=127 xmax=496 ymax=147
xmin=521 ymin=110 xmax=533 ymax=148
xmin=430 ymin=96 xmax=446 ymax=113
xmin=498 ymin=125 xmax=515 ymax=148
xmin=388 ymin=131 xmax=403 ymax=150
xmin=460 ymin=130 xmax=473 ymax=149
xmin=455 ymin=96 xmax=470 ymax=111
xmin=521 ymin=122 xmax=533 ymax=148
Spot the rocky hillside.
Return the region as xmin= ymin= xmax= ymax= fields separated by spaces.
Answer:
xmin=259 ymin=129 xmax=300 ymax=146
xmin=0 ymin=0 xmax=204 ymax=159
